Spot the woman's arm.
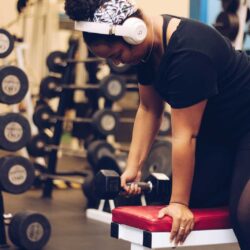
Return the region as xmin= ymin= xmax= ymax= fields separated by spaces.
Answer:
xmin=126 ymin=84 xmax=165 ymax=170
xmin=170 ymin=100 xmax=207 ymax=205
xmin=121 ymin=84 xmax=164 ymax=188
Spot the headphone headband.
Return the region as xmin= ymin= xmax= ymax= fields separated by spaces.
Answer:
xmin=75 ymin=21 xmax=129 ymax=36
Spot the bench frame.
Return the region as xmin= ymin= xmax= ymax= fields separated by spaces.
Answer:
xmin=111 ymin=222 xmax=238 ymax=249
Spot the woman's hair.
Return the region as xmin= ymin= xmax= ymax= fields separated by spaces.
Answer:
xmin=64 ymin=0 xmax=144 ymax=46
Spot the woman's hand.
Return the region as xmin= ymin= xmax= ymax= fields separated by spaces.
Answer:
xmin=120 ymin=168 xmax=142 ymax=195
xmin=158 ymin=203 xmax=195 ymax=246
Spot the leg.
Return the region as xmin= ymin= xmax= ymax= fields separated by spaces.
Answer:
xmin=229 ymin=134 xmax=250 ymax=250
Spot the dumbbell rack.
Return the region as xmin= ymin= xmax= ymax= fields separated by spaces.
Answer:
xmin=42 ymin=40 xmax=80 ymax=198
xmin=0 ymin=192 xmax=8 ymax=248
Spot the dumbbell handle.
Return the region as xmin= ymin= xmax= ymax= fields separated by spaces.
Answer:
xmin=126 ymin=181 xmax=153 ymax=192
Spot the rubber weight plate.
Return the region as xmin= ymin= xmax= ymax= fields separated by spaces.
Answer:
xmin=33 ymin=105 xmax=55 ymax=130
xmin=39 ymin=76 xmax=61 ymax=99
xmin=0 ymin=156 xmax=35 ymax=194
xmin=0 ymin=29 xmax=14 ymax=58
xmin=92 ymin=109 xmax=119 ymax=136
xmin=0 ymin=66 xmax=28 ymax=104
xmin=142 ymin=140 xmax=172 ymax=181
xmin=100 ymin=74 xmax=126 ymax=101
xmin=26 ymin=133 xmax=52 ymax=157
xmin=0 ymin=113 xmax=31 ymax=151
xmin=214 ymin=12 xmax=239 ymax=41
xmin=46 ymin=51 xmax=67 ymax=73
xmin=8 ymin=211 xmax=51 ymax=250
xmin=87 ymin=140 xmax=115 ymax=173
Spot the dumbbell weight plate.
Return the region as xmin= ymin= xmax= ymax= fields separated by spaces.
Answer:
xmin=0 ymin=156 xmax=35 ymax=194
xmin=33 ymin=105 xmax=54 ymax=130
xmin=87 ymin=140 xmax=115 ymax=173
xmin=100 ymin=74 xmax=126 ymax=101
xmin=0 ymin=113 xmax=31 ymax=151
xmin=0 ymin=29 xmax=14 ymax=58
xmin=0 ymin=66 xmax=28 ymax=104
xmin=46 ymin=51 xmax=67 ymax=73
xmin=159 ymin=112 xmax=171 ymax=136
xmin=214 ymin=12 xmax=239 ymax=41
xmin=40 ymin=76 xmax=61 ymax=99
xmin=142 ymin=140 xmax=172 ymax=181
xmin=27 ymin=133 xmax=52 ymax=157
xmin=92 ymin=109 xmax=119 ymax=135
xmin=8 ymin=211 xmax=51 ymax=250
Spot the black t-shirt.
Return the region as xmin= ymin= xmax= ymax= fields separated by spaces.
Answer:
xmin=137 ymin=15 xmax=250 ymax=143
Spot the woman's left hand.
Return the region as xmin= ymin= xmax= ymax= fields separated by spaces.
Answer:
xmin=158 ymin=203 xmax=195 ymax=246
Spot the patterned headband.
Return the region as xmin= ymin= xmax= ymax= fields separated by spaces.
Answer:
xmin=92 ymin=0 xmax=138 ymax=24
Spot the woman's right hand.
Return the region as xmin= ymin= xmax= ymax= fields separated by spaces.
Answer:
xmin=120 ymin=168 xmax=142 ymax=195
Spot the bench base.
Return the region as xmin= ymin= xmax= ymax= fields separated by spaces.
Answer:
xmin=111 ymin=222 xmax=238 ymax=249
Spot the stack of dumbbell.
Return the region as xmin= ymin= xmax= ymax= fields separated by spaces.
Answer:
xmin=0 ymin=29 xmax=51 ymax=249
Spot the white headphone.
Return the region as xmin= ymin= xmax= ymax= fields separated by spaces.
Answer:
xmin=75 ymin=17 xmax=147 ymax=45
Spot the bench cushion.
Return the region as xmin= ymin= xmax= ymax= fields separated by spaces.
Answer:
xmin=112 ymin=206 xmax=231 ymax=232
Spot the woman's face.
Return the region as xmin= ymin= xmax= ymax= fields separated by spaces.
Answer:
xmin=89 ymin=40 xmax=147 ymax=65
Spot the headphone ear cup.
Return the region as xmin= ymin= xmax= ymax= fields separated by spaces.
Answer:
xmin=122 ymin=17 xmax=147 ymax=45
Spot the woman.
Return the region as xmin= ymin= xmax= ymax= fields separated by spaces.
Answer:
xmin=65 ymin=0 xmax=250 ymax=248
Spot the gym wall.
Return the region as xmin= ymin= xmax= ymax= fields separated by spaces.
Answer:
xmin=137 ymin=0 xmax=190 ymax=17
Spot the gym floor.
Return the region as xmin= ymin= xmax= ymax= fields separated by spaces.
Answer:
xmin=4 ymin=155 xmax=239 ymax=250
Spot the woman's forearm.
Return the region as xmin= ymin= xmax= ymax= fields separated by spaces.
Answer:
xmin=126 ymin=105 xmax=163 ymax=170
xmin=170 ymin=137 xmax=196 ymax=206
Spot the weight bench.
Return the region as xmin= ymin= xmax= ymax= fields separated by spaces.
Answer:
xmin=111 ymin=206 xmax=238 ymax=249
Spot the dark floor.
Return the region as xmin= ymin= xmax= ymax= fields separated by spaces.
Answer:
xmin=2 ymin=155 xmax=240 ymax=250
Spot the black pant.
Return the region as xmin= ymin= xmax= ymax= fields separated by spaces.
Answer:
xmin=188 ymin=133 xmax=250 ymax=250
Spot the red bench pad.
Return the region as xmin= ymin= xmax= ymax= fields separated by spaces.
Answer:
xmin=112 ymin=206 xmax=231 ymax=232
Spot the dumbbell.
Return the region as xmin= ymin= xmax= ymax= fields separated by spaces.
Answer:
xmin=0 ymin=156 xmax=35 ymax=194
xmin=0 ymin=29 xmax=14 ymax=58
xmin=0 ymin=113 xmax=31 ymax=151
xmin=6 ymin=211 xmax=51 ymax=250
xmin=87 ymin=140 xmax=127 ymax=174
xmin=214 ymin=12 xmax=239 ymax=41
xmin=27 ymin=132 xmax=87 ymax=157
xmin=87 ymin=139 xmax=172 ymax=178
xmin=33 ymin=104 xmax=119 ymax=136
xmin=0 ymin=66 xmax=29 ymax=104
xmin=94 ymin=169 xmax=170 ymax=202
xmin=46 ymin=50 xmax=104 ymax=73
xmin=40 ymin=74 xmax=137 ymax=102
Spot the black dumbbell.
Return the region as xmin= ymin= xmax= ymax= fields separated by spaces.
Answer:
xmin=0 ymin=66 xmax=28 ymax=104
xmin=214 ymin=12 xmax=239 ymax=41
xmin=0 ymin=113 xmax=31 ymax=151
xmin=0 ymin=156 xmax=35 ymax=194
xmin=39 ymin=74 xmax=128 ymax=102
xmin=33 ymin=104 xmax=119 ymax=136
xmin=0 ymin=29 xmax=14 ymax=58
xmin=27 ymin=132 xmax=87 ymax=157
xmin=94 ymin=169 xmax=170 ymax=201
xmin=8 ymin=211 xmax=51 ymax=250
xmin=46 ymin=50 xmax=104 ymax=73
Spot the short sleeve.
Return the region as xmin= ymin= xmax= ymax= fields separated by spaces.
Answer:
xmin=165 ymin=52 xmax=218 ymax=108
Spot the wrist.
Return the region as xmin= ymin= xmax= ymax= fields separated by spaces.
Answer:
xmin=169 ymin=201 xmax=189 ymax=207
